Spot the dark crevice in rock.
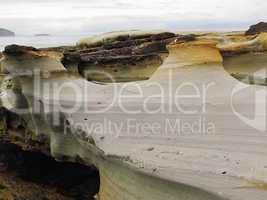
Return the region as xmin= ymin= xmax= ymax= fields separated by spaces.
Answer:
xmin=0 ymin=108 xmax=50 ymax=155
xmin=0 ymin=142 xmax=100 ymax=200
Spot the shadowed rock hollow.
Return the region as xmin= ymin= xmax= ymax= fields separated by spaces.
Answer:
xmin=0 ymin=141 xmax=100 ymax=200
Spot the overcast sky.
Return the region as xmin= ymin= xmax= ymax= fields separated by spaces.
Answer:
xmin=0 ymin=0 xmax=267 ymax=35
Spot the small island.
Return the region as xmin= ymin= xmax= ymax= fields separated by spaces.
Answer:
xmin=0 ymin=28 xmax=15 ymax=37
xmin=34 ymin=34 xmax=51 ymax=37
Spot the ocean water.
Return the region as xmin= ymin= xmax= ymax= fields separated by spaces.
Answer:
xmin=0 ymin=35 xmax=84 ymax=51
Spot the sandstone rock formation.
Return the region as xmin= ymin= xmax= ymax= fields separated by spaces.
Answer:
xmin=246 ymin=22 xmax=267 ymax=35
xmin=1 ymin=44 xmax=65 ymax=74
xmin=167 ymin=39 xmax=223 ymax=66
xmin=62 ymin=31 xmax=178 ymax=82
xmin=217 ymin=33 xmax=267 ymax=56
xmin=0 ymin=28 xmax=15 ymax=37
xmin=1 ymin=31 xmax=267 ymax=200
xmin=77 ymin=30 xmax=175 ymax=47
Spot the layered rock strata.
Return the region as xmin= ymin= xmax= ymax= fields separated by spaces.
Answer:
xmin=62 ymin=31 xmax=192 ymax=82
xmin=218 ymin=33 xmax=267 ymax=56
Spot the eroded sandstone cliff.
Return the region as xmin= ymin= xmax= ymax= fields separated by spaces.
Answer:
xmin=0 ymin=28 xmax=267 ymax=200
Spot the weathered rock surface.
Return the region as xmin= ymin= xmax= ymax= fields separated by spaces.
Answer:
xmin=4 ymin=45 xmax=38 ymax=55
xmin=168 ymin=38 xmax=223 ymax=66
xmin=1 ymin=45 xmax=65 ymax=74
xmin=78 ymin=30 xmax=174 ymax=47
xmin=1 ymin=31 xmax=267 ymax=200
xmin=218 ymin=33 xmax=267 ymax=56
xmin=246 ymin=22 xmax=267 ymax=35
xmin=0 ymin=141 xmax=99 ymax=200
xmin=62 ymin=31 xmax=179 ymax=82
xmin=0 ymin=28 xmax=15 ymax=37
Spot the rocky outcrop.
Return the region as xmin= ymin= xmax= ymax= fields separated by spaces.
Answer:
xmin=218 ymin=33 xmax=267 ymax=56
xmin=78 ymin=30 xmax=175 ymax=47
xmin=167 ymin=40 xmax=223 ymax=67
xmin=0 ymin=28 xmax=15 ymax=37
xmin=62 ymin=31 xmax=179 ymax=82
xmin=245 ymin=22 xmax=267 ymax=35
xmin=0 ymin=141 xmax=99 ymax=200
xmin=1 ymin=44 xmax=65 ymax=74
xmin=4 ymin=45 xmax=38 ymax=56
xmin=1 ymin=31 xmax=267 ymax=200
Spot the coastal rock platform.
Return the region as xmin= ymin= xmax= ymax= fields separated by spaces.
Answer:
xmin=0 ymin=30 xmax=267 ymax=200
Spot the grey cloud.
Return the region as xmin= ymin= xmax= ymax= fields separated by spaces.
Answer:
xmin=0 ymin=0 xmax=267 ymax=35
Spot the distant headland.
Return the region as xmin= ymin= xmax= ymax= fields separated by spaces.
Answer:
xmin=245 ymin=22 xmax=267 ymax=35
xmin=0 ymin=28 xmax=15 ymax=37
